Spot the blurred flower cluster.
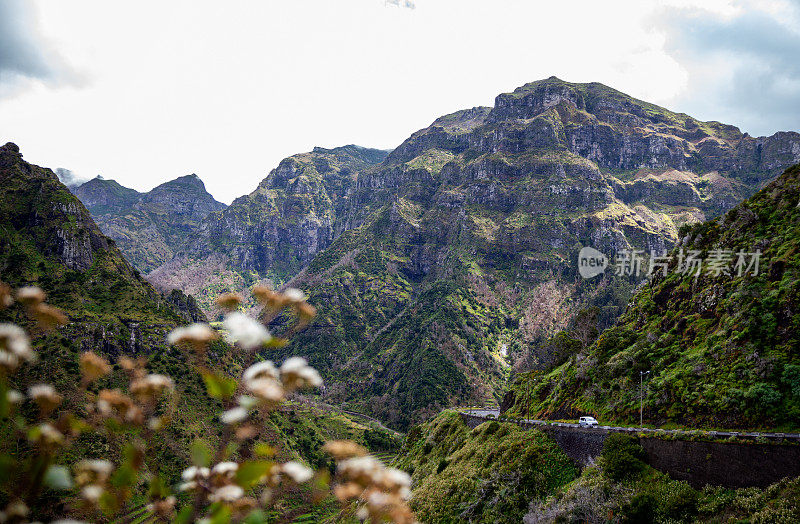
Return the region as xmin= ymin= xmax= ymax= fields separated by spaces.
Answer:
xmin=0 ymin=282 xmax=415 ymax=523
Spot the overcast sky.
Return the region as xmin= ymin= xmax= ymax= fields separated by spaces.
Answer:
xmin=1 ymin=0 xmax=799 ymax=203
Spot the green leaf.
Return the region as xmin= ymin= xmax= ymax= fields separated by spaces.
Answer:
xmin=253 ymin=442 xmax=275 ymax=457
xmin=190 ymin=438 xmax=213 ymax=467
xmin=243 ymin=509 xmax=268 ymax=523
xmin=264 ymin=338 xmax=288 ymax=349
xmin=148 ymin=473 xmax=169 ymax=499
xmin=235 ymin=460 xmax=273 ymax=489
xmin=110 ymin=462 xmax=136 ymax=489
xmin=202 ymin=371 xmax=238 ymax=400
xmin=208 ymin=503 xmax=232 ymax=524
xmin=43 ymin=465 xmax=73 ymax=490
xmin=174 ymin=505 xmax=193 ymax=524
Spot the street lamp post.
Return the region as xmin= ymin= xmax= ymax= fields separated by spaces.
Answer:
xmin=640 ymin=370 xmax=650 ymax=426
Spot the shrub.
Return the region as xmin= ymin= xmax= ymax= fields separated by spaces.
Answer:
xmin=601 ymin=434 xmax=646 ymax=482
xmin=746 ymin=382 xmax=782 ymax=412
xmin=622 ymin=491 xmax=655 ymax=523
xmin=656 ymin=480 xmax=698 ymax=521
xmin=782 ymin=364 xmax=800 ymax=398
xmin=0 ymin=284 xmax=415 ymax=523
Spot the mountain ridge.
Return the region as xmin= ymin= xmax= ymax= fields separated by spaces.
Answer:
xmin=73 ymin=77 xmax=800 ymax=428
xmin=72 ymin=172 xmax=226 ymax=272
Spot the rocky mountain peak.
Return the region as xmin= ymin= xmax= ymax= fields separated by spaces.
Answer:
xmin=0 ymin=142 xmax=24 ymax=168
xmin=156 ymin=173 xmax=210 ymax=191
xmin=1 ymin=142 xmax=20 ymax=154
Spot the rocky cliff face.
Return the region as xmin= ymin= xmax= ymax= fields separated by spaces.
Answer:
xmin=273 ymin=78 xmax=800 ymax=428
xmin=506 ymin=161 xmax=800 ymax=431
xmin=147 ymin=145 xmax=390 ymax=313
xmin=72 ymin=173 xmax=226 ymax=273
xmin=0 ymin=142 xmax=199 ymax=324
xmin=103 ymin=77 xmax=800 ymax=428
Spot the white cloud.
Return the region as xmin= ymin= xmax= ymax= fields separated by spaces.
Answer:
xmin=385 ymin=0 xmax=415 ymax=9
xmin=653 ymin=0 xmax=800 ymax=135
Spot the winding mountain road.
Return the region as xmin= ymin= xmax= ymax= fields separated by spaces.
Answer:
xmin=460 ymin=409 xmax=800 ymax=443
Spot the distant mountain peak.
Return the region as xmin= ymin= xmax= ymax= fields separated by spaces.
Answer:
xmin=1 ymin=142 xmax=20 ymax=153
xmin=72 ymin=171 xmax=226 ymax=273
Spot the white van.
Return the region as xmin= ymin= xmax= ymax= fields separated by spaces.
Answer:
xmin=579 ymin=416 xmax=599 ymax=427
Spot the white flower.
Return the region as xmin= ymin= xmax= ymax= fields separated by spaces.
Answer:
xmin=0 ymin=323 xmax=32 ymax=360
xmin=0 ymin=351 xmax=19 ymax=369
xmin=283 ymin=288 xmax=307 ymax=303
xmin=220 ymin=406 xmax=248 ymax=425
xmin=167 ymin=323 xmax=218 ymax=346
xmin=382 ymin=468 xmax=411 ymax=488
xmin=223 ymin=312 xmax=271 ymax=350
xmin=208 ymin=484 xmax=244 ymax=503
xmin=178 ymin=481 xmax=198 ymax=492
xmin=280 ymin=357 xmax=323 ymax=389
xmin=130 ymin=374 xmax=174 ymax=400
xmin=181 ymin=466 xmax=210 ymax=481
xmin=76 ymin=459 xmax=114 ymax=478
xmin=281 ymin=461 xmax=313 ymax=483
xmin=246 ymin=378 xmax=284 ymax=403
xmin=280 ymin=356 xmax=307 ymax=375
xmin=211 ymin=462 xmax=239 ymax=477
xmin=81 ymin=484 xmax=103 ymax=503
xmin=16 ymin=286 xmax=45 ymax=305
xmin=28 ymin=383 xmax=58 ymax=400
xmin=243 ymin=360 xmax=279 ymax=383
xmin=28 ymin=384 xmax=62 ymax=412
xmin=338 ymin=455 xmax=382 ymax=477
xmin=367 ymin=490 xmax=390 ymax=508
xmin=6 ymin=389 xmax=23 ymax=404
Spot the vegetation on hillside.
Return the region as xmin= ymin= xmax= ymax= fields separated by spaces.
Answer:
xmin=527 ymin=434 xmax=800 ymax=523
xmin=394 ymin=411 xmax=577 ymax=523
xmin=0 ymin=284 xmax=413 ymax=523
xmin=506 ymin=163 xmax=800 ymax=431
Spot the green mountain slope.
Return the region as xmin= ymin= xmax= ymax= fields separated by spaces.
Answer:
xmin=0 ymin=143 xmax=189 ymax=324
xmin=147 ymin=145 xmax=390 ymax=314
xmin=276 ymin=78 xmax=800 ymax=429
xmin=72 ymin=173 xmax=226 ymax=273
xmin=505 ymin=162 xmax=800 ymax=431
xmin=0 ymin=142 xmax=223 ymax=493
xmin=395 ymin=411 xmax=577 ymax=523
xmin=0 ymin=143 xmax=400 ymax=521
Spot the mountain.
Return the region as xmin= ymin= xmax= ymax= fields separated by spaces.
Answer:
xmin=147 ymin=145 xmax=390 ymax=313
xmin=504 ymin=161 xmax=800 ymax=431
xmin=72 ymin=173 xmax=226 ymax=273
xmin=0 ymin=143 xmax=194 ymax=324
xmin=0 ymin=142 xmax=223 ymax=489
xmin=272 ymin=77 xmax=800 ymax=428
xmin=90 ymin=77 xmax=800 ymax=429
xmin=0 ymin=142 xmax=403 ymax=521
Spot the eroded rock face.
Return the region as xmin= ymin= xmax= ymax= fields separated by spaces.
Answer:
xmin=92 ymin=78 xmax=800 ymax=429
xmin=0 ymin=142 xmax=195 ymax=325
xmin=275 ymin=78 xmax=800 ymax=428
xmin=145 ymin=145 xmax=390 ymax=312
xmin=73 ymin=173 xmax=226 ymax=272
